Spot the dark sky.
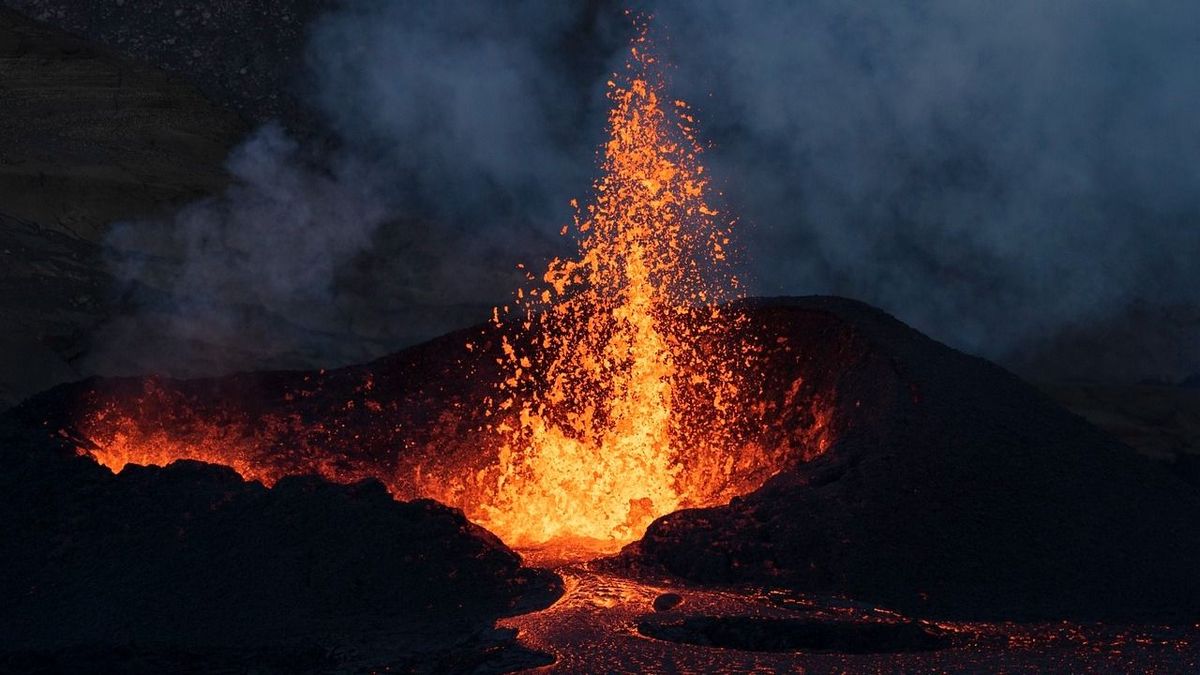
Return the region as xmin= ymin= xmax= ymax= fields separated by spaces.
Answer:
xmin=107 ymin=1 xmax=1200 ymax=382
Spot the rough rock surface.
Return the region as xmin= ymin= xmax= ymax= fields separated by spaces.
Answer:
xmin=613 ymin=297 xmax=1200 ymax=621
xmin=1 ymin=0 xmax=324 ymax=126
xmin=0 ymin=419 xmax=559 ymax=670
xmin=0 ymin=7 xmax=245 ymax=409
xmin=0 ymin=7 xmax=244 ymax=240
xmin=1044 ymin=381 xmax=1200 ymax=469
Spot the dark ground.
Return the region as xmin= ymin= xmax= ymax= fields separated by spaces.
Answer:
xmin=2 ymin=0 xmax=325 ymax=127
xmin=0 ymin=414 xmax=561 ymax=673
xmin=0 ymin=4 xmax=498 ymax=406
xmin=0 ymin=6 xmax=245 ymax=407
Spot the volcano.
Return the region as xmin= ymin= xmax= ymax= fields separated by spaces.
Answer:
xmin=4 ymin=296 xmax=1200 ymax=668
xmin=4 ymin=11 xmax=1200 ymax=672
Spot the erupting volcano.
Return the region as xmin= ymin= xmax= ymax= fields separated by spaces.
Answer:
xmin=8 ymin=4 xmax=1200 ymax=672
xmin=67 ymin=26 xmax=791 ymax=554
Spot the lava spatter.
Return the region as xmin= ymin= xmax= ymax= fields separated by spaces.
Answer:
xmin=477 ymin=23 xmax=758 ymax=549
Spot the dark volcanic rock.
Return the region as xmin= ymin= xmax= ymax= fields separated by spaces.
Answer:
xmin=616 ymin=297 xmax=1200 ymax=621
xmin=1042 ymin=379 xmax=1200 ymax=464
xmin=0 ymin=7 xmax=244 ymax=241
xmin=637 ymin=616 xmax=950 ymax=654
xmin=652 ymin=592 xmax=683 ymax=612
xmin=2 ymin=0 xmax=325 ymax=127
xmin=0 ymin=419 xmax=559 ymax=665
xmin=0 ymin=7 xmax=506 ymax=407
xmin=0 ymin=7 xmax=244 ymax=410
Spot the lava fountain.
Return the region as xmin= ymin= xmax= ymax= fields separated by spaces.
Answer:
xmin=65 ymin=22 xmax=810 ymax=555
xmin=476 ymin=28 xmax=748 ymax=549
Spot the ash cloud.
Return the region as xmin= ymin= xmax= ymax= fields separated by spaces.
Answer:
xmin=101 ymin=0 xmax=1200 ymax=381
xmin=649 ymin=1 xmax=1200 ymax=380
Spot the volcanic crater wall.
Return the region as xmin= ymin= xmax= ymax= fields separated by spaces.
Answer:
xmin=620 ymin=297 xmax=1200 ymax=621
xmin=16 ymin=300 xmax=857 ymax=539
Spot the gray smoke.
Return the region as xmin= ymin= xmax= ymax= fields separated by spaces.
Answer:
xmin=95 ymin=124 xmax=391 ymax=375
xmin=102 ymin=0 xmax=1200 ymax=381
xmin=305 ymin=0 xmax=616 ymax=227
xmin=649 ymin=1 xmax=1200 ymax=379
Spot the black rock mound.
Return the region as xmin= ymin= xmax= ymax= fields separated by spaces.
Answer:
xmin=0 ymin=420 xmax=558 ymax=665
xmin=617 ymin=297 xmax=1200 ymax=621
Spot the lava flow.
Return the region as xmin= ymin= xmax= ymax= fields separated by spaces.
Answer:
xmin=68 ymin=24 xmax=813 ymax=554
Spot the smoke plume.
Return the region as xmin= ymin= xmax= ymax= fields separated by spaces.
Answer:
xmin=102 ymin=0 xmax=1200 ymax=382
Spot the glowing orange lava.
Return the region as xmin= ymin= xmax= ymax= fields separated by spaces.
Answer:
xmin=475 ymin=26 xmax=750 ymax=549
xmin=72 ymin=22 xmax=801 ymax=555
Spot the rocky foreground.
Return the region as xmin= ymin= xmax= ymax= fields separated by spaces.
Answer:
xmin=0 ymin=418 xmax=560 ymax=672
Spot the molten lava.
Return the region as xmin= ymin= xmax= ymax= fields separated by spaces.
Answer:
xmin=70 ymin=22 xmax=813 ymax=554
xmin=477 ymin=30 xmax=748 ymax=548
